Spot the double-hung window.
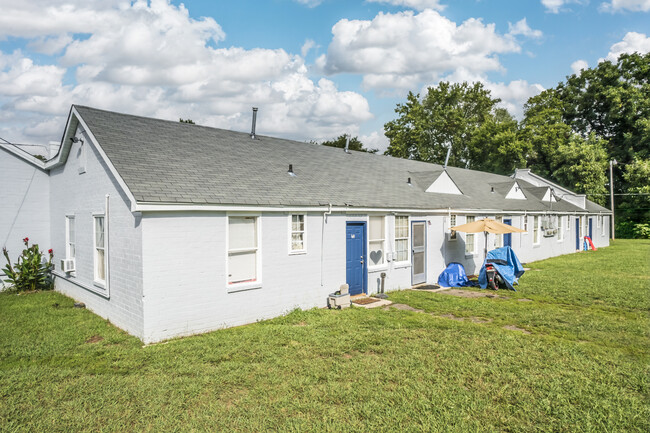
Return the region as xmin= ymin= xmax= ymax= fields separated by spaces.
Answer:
xmin=495 ymin=216 xmax=502 ymax=247
xmin=394 ymin=216 xmax=409 ymax=262
xmin=602 ymin=216 xmax=606 ymax=236
xmin=533 ymin=216 xmax=540 ymax=245
xmin=566 ymin=215 xmax=570 ymax=231
xmin=93 ymin=215 xmax=106 ymax=284
xmin=523 ymin=215 xmax=528 ymax=234
xmin=66 ymin=216 xmax=76 ymax=260
xmin=449 ymin=214 xmax=457 ymax=240
xmin=558 ymin=216 xmax=564 ymax=241
xmin=368 ymin=216 xmax=385 ymax=267
xmin=289 ymin=214 xmax=306 ymax=253
xmin=465 ymin=216 xmax=475 ymax=255
xmin=228 ymin=216 xmax=259 ymax=285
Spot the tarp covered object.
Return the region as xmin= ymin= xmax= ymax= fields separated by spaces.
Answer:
xmin=478 ymin=246 xmax=525 ymax=291
xmin=438 ymin=262 xmax=472 ymax=287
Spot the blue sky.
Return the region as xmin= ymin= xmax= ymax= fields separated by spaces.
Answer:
xmin=0 ymin=0 xmax=648 ymax=151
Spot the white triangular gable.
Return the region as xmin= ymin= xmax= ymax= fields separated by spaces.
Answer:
xmin=505 ymin=182 xmax=527 ymax=200
xmin=425 ymin=170 xmax=463 ymax=195
xmin=542 ymin=188 xmax=557 ymax=202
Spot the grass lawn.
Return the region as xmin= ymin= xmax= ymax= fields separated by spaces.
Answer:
xmin=1 ymin=240 xmax=648 ymax=432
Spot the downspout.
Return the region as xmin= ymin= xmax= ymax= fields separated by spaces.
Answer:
xmin=320 ymin=203 xmax=333 ymax=287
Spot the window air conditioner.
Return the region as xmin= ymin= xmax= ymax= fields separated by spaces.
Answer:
xmin=543 ymin=229 xmax=556 ymax=237
xmin=60 ymin=258 xmax=75 ymax=273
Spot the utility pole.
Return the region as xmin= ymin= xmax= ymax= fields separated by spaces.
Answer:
xmin=609 ymin=159 xmax=617 ymax=239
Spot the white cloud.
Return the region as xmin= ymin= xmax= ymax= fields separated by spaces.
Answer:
xmin=602 ymin=32 xmax=650 ymax=62
xmin=366 ymin=0 xmax=446 ymax=11
xmin=0 ymin=0 xmax=372 ymax=145
xmin=571 ymin=59 xmax=589 ymax=73
xmin=293 ymin=0 xmax=324 ymax=7
xmin=508 ymin=18 xmax=543 ymax=39
xmin=319 ymin=10 xmax=520 ymax=91
xmin=540 ymin=0 xmax=584 ymax=13
xmin=359 ymin=130 xmax=390 ymax=153
xmin=600 ymin=0 xmax=650 ymax=12
xmin=301 ymin=39 xmax=318 ymax=57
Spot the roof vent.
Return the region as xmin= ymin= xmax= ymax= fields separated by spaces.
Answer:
xmin=250 ymin=107 xmax=258 ymax=139
xmin=288 ymin=164 xmax=296 ymax=177
xmin=407 ymin=177 xmax=412 ymax=186
xmin=344 ymin=134 xmax=350 ymax=153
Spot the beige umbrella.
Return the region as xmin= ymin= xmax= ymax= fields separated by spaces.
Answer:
xmin=450 ymin=217 xmax=526 ymax=260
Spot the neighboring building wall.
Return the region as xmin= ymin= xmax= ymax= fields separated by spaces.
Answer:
xmin=49 ymin=129 xmax=144 ymax=339
xmin=0 ymin=148 xmax=50 ymax=283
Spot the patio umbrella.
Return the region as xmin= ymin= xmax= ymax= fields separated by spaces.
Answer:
xmin=450 ymin=217 xmax=526 ymax=261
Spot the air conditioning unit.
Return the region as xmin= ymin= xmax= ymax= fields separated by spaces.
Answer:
xmin=60 ymin=258 xmax=75 ymax=273
xmin=543 ymin=229 xmax=556 ymax=237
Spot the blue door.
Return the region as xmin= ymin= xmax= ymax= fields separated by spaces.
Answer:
xmin=503 ymin=219 xmax=512 ymax=247
xmin=346 ymin=222 xmax=366 ymax=296
xmin=588 ymin=218 xmax=593 ymax=239
xmin=575 ymin=218 xmax=580 ymax=250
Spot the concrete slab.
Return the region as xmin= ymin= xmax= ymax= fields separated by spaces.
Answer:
xmin=352 ymin=298 xmax=393 ymax=309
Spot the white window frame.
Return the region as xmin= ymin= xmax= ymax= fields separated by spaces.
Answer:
xmin=394 ymin=215 xmax=410 ymax=264
xmin=368 ymin=215 xmax=386 ymax=268
xmin=533 ymin=216 xmax=540 ymax=245
xmin=523 ymin=215 xmax=529 ymax=234
xmin=566 ymin=215 xmax=570 ymax=231
xmin=558 ymin=216 xmax=564 ymax=242
xmin=465 ymin=215 xmax=476 ymax=256
xmin=226 ymin=214 xmax=262 ymax=291
xmin=601 ymin=216 xmax=606 ymax=236
xmin=449 ymin=214 xmax=457 ymax=240
xmin=93 ymin=214 xmax=107 ymax=286
xmin=288 ymin=214 xmax=306 ymax=254
xmin=495 ymin=216 xmax=503 ymax=248
xmin=65 ymin=215 xmax=75 ymax=260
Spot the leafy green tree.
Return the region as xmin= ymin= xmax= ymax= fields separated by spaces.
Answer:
xmin=620 ymin=157 xmax=650 ymax=228
xmin=179 ymin=118 xmax=195 ymax=124
xmin=320 ymin=135 xmax=377 ymax=153
xmin=385 ymin=82 xmax=501 ymax=167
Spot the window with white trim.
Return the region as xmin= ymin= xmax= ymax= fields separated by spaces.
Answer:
xmin=465 ymin=216 xmax=476 ymax=255
xmin=533 ymin=216 xmax=540 ymax=245
xmin=93 ymin=215 xmax=106 ymax=284
xmin=558 ymin=216 xmax=564 ymax=241
xmin=228 ymin=216 xmax=259 ymax=285
xmin=289 ymin=214 xmax=305 ymax=253
xmin=368 ymin=216 xmax=385 ymax=266
xmin=66 ymin=216 xmax=75 ymax=259
xmin=449 ymin=214 xmax=457 ymax=240
xmin=394 ymin=216 xmax=409 ymax=262
xmin=602 ymin=216 xmax=606 ymax=236
xmin=523 ymin=215 xmax=528 ymax=233
xmin=495 ymin=216 xmax=502 ymax=247
xmin=566 ymin=215 xmax=570 ymax=231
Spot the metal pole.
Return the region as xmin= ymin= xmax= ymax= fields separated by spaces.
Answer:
xmin=609 ymin=159 xmax=616 ymax=240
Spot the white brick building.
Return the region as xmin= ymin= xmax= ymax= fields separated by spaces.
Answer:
xmin=0 ymin=106 xmax=611 ymax=343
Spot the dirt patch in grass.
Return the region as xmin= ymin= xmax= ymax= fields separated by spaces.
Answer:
xmin=85 ymin=335 xmax=104 ymax=344
xmin=352 ymin=297 xmax=380 ymax=305
xmin=384 ymin=303 xmax=424 ymax=313
xmin=502 ymin=325 xmax=531 ymax=334
xmin=469 ymin=317 xmax=493 ymax=323
xmin=517 ymin=298 xmax=533 ymax=302
xmin=439 ymin=289 xmax=510 ymax=299
xmin=294 ymin=321 xmax=307 ymax=327
xmin=439 ymin=313 xmax=464 ymax=321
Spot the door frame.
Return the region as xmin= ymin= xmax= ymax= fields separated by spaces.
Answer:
xmin=411 ymin=220 xmax=427 ymax=286
xmin=588 ymin=218 xmax=593 ymax=239
xmin=503 ymin=218 xmax=512 ymax=248
xmin=346 ymin=221 xmax=367 ymax=295
xmin=575 ymin=217 xmax=580 ymax=250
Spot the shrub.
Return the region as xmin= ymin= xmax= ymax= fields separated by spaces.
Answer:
xmin=632 ymin=223 xmax=650 ymax=239
xmin=2 ymin=237 xmax=54 ymax=292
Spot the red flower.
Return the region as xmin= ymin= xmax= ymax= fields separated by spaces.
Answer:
xmin=23 ymin=237 xmax=29 ymax=243
xmin=48 ymin=249 xmax=53 ymax=254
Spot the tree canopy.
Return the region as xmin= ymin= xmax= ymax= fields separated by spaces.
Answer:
xmin=382 ymin=52 xmax=649 ymax=230
xmin=320 ymin=135 xmax=377 ymax=153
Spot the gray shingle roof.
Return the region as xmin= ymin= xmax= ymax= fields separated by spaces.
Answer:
xmin=74 ymin=105 xmax=607 ymax=213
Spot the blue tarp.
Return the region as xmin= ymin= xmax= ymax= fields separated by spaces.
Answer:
xmin=478 ymin=246 xmax=525 ymax=291
xmin=437 ymin=262 xmax=473 ymax=287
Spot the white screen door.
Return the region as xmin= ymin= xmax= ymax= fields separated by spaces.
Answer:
xmin=411 ymin=221 xmax=426 ymax=285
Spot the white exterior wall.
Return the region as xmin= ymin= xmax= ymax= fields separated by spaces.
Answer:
xmin=49 ymin=129 xmax=144 ymax=339
xmin=141 ymin=212 xmax=345 ymax=343
xmin=0 ymin=149 xmax=50 ymax=282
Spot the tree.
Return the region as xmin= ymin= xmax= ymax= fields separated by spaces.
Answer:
xmin=320 ymin=135 xmax=378 ymax=153
xmin=384 ymin=81 xmax=522 ymax=173
xmin=179 ymin=118 xmax=195 ymax=124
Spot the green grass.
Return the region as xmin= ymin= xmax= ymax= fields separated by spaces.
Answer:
xmin=1 ymin=240 xmax=648 ymax=432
